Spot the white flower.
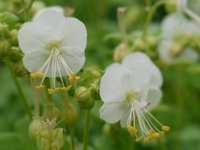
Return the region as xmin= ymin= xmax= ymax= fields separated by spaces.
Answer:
xmin=176 ymin=0 xmax=187 ymax=12
xmin=18 ymin=7 xmax=87 ymax=92
xmin=177 ymin=0 xmax=200 ymax=25
xmin=99 ymin=52 xmax=169 ymax=141
xmin=158 ymin=13 xmax=200 ymax=64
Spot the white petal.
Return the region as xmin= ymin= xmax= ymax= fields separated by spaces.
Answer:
xmin=61 ymin=17 xmax=87 ymax=51
xmin=158 ymin=40 xmax=174 ymax=64
xmin=100 ymin=102 xmax=128 ymax=124
xmin=18 ymin=22 xmax=52 ymax=53
xmin=145 ymin=88 xmax=162 ymax=110
xmin=122 ymin=52 xmax=163 ymax=89
xmin=158 ymin=40 xmax=199 ymax=64
xmin=120 ymin=108 xmax=131 ymax=128
xmin=100 ymin=63 xmax=132 ymax=103
xmin=161 ymin=13 xmax=200 ymax=39
xmin=33 ymin=7 xmax=65 ymax=30
xmin=178 ymin=48 xmax=199 ymax=63
xmin=61 ymin=47 xmax=85 ymax=75
xmin=23 ymin=50 xmax=49 ymax=72
xmin=33 ymin=6 xmax=64 ymax=21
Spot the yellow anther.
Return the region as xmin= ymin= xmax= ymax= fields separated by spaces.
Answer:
xmin=161 ymin=125 xmax=170 ymax=133
xmin=35 ymin=85 xmax=45 ymax=90
xmin=143 ymin=137 xmax=151 ymax=144
xmin=150 ymin=132 xmax=160 ymax=140
xmin=48 ymin=88 xmax=56 ymax=94
xmin=69 ymin=74 xmax=80 ymax=85
xmin=48 ymin=86 xmax=72 ymax=94
xmin=31 ymin=72 xmax=44 ymax=79
xmin=128 ymin=126 xmax=138 ymax=138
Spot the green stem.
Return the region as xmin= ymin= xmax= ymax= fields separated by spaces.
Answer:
xmin=143 ymin=0 xmax=166 ymax=38
xmin=70 ymin=128 xmax=75 ymax=150
xmin=6 ymin=61 xmax=32 ymax=119
xmin=175 ymin=67 xmax=183 ymax=150
xmin=83 ymin=109 xmax=91 ymax=150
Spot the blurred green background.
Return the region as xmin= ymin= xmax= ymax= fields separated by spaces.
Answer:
xmin=0 ymin=0 xmax=200 ymax=150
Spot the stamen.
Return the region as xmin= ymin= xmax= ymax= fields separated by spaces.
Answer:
xmin=69 ymin=74 xmax=80 ymax=85
xmin=31 ymin=72 xmax=44 ymax=79
xmin=48 ymin=86 xmax=72 ymax=94
xmin=128 ymin=126 xmax=138 ymax=138
xmin=126 ymin=100 xmax=169 ymax=142
xmin=161 ymin=125 xmax=170 ymax=133
xmin=31 ymin=45 xmax=79 ymax=92
xmin=35 ymin=85 xmax=45 ymax=90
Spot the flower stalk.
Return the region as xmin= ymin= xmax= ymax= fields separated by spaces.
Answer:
xmin=143 ymin=0 xmax=166 ymax=38
xmin=83 ymin=109 xmax=91 ymax=150
xmin=6 ymin=60 xmax=32 ymax=119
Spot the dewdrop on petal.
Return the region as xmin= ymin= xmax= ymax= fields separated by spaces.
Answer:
xmin=99 ymin=52 xmax=170 ymax=142
xmin=18 ymin=7 xmax=87 ymax=93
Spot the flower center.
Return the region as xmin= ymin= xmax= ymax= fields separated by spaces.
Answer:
xmin=125 ymin=91 xmax=139 ymax=104
xmin=47 ymin=40 xmax=62 ymax=51
xmin=30 ymin=40 xmax=80 ymax=94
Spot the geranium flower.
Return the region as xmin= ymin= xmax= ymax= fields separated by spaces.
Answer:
xmin=158 ymin=13 xmax=200 ymax=64
xmin=18 ymin=7 xmax=87 ymax=93
xmin=99 ymin=52 xmax=169 ymax=142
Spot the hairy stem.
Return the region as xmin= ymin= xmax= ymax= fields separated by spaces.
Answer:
xmin=6 ymin=61 xmax=32 ymax=119
xmin=83 ymin=109 xmax=91 ymax=150
xmin=70 ymin=128 xmax=75 ymax=150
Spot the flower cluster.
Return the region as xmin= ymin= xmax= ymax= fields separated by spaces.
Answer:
xmin=99 ymin=52 xmax=169 ymax=142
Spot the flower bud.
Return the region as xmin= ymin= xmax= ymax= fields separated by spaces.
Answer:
xmin=170 ymin=43 xmax=182 ymax=57
xmin=64 ymin=6 xmax=75 ymax=17
xmin=38 ymin=127 xmax=64 ymax=150
xmin=0 ymin=23 xmax=9 ymax=36
xmin=31 ymin=1 xmax=46 ymax=15
xmin=134 ymin=38 xmax=145 ymax=50
xmin=75 ymin=86 xmax=94 ymax=109
xmin=113 ymin=43 xmax=130 ymax=62
xmin=51 ymin=128 xmax=64 ymax=150
xmin=8 ymin=47 xmax=22 ymax=62
xmin=146 ymin=35 xmax=157 ymax=47
xmin=0 ymin=12 xmax=19 ymax=25
xmin=29 ymin=118 xmax=43 ymax=138
xmin=0 ymin=40 xmax=10 ymax=58
xmin=9 ymin=29 xmax=18 ymax=45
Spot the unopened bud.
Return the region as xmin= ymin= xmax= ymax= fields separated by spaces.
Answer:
xmin=29 ymin=118 xmax=43 ymax=138
xmin=0 ymin=12 xmax=19 ymax=25
xmin=9 ymin=29 xmax=18 ymax=45
xmin=0 ymin=40 xmax=10 ymax=57
xmin=134 ymin=38 xmax=145 ymax=50
xmin=146 ymin=36 xmax=157 ymax=47
xmin=64 ymin=6 xmax=75 ymax=17
xmin=113 ymin=43 xmax=129 ymax=62
xmin=76 ymin=86 xmax=94 ymax=109
xmin=170 ymin=43 xmax=182 ymax=57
